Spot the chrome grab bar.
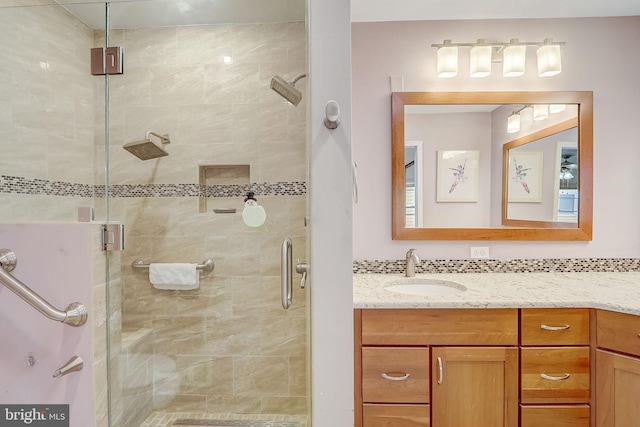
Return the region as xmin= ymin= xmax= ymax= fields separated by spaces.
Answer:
xmin=0 ymin=249 xmax=88 ymax=327
xmin=281 ymin=238 xmax=293 ymax=309
xmin=131 ymin=259 xmax=215 ymax=273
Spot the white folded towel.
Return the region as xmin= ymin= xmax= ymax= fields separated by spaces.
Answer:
xmin=149 ymin=263 xmax=199 ymax=290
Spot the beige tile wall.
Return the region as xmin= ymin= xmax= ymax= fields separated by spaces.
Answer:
xmin=109 ymin=22 xmax=309 ymax=416
xmin=0 ymin=2 xmax=96 ymax=223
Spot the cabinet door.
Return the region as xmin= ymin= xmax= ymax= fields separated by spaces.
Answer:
xmin=596 ymin=349 xmax=640 ymax=427
xmin=431 ymin=347 xmax=518 ymax=427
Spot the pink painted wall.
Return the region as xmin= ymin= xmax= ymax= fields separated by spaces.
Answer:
xmin=352 ymin=16 xmax=640 ymax=260
xmin=0 ymin=224 xmax=95 ymax=426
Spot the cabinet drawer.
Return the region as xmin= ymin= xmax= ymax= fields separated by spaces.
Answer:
xmin=521 ymin=308 xmax=590 ymax=346
xmin=520 ymin=405 xmax=589 ymax=427
xmin=521 ymin=347 xmax=590 ymax=403
xmin=597 ymin=309 xmax=640 ymax=357
xmin=360 ymin=309 xmax=518 ymax=345
xmin=363 ymin=404 xmax=430 ymax=427
xmin=362 ymin=347 xmax=429 ymax=403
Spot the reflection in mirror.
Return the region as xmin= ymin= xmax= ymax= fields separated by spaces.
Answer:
xmin=503 ymin=116 xmax=579 ymax=227
xmin=391 ymin=91 xmax=593 ymax=241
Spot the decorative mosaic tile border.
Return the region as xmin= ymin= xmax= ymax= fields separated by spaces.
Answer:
xmin=0 ymin=175 xmax=94 ymax=197
xmin=1 ymin=176 xmax=306 ymax=198
xmin=353 ymin=258 xmax=640 ymax=274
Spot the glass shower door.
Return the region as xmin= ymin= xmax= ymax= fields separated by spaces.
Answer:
xmin=103 ymin=1 xmax=310 ymax=425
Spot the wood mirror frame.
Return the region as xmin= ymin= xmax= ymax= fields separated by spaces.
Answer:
xmin=391 ymin=91 xmax=593 ymax=241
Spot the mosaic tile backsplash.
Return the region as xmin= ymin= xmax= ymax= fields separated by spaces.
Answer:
xmin=353 ymin=258 xmax=640 ymax=274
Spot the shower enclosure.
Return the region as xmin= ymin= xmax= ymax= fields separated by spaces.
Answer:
xmin=0 ymin=1 xmax=309 ymax=426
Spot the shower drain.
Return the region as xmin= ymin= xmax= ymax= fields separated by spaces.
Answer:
xmin=172 ymin=420 xmax=301 ymax=427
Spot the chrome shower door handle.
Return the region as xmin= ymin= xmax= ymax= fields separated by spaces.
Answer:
xmin=281 ymin=237 xmax=293 ymax=309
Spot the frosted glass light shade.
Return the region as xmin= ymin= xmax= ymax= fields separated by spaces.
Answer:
xmin=507 ymin=113 xmax=521 ymax=133
xmin=537 ymin=44 xmax=562 ymax=77
xmin=437 ymin=46 xmax=458 ymax=78
xmin=520 ymin=106 xmax=534 ymax=126
xmin=470 ymin=45 xmax=492 ymax=77
xmin=549 ymin=104 xmax=566 ymax=113
xmin=533 ymin=104 xmax=549 ymax=121
xmin=503 ymin=44 xmax=526 ymax=77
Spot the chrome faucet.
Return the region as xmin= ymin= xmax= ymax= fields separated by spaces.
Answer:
xmin=405 ymin=249 xmax=420 ymax=277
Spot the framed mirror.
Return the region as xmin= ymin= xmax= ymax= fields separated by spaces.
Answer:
xmin=391 ymin=91 xmax=593 ymax=240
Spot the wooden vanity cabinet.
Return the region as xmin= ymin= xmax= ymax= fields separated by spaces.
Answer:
xmin=355 ymin=308 xmax=519 ymax=427
xmin=519 ymin=308 xmax=591 ymax=427
xmin=596 ymin=309 xmax=640 ymax=427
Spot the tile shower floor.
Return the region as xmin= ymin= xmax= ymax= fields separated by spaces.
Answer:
xmin=140 ymin=412 xmax=308 ymax=427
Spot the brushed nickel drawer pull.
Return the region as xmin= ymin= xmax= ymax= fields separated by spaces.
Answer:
xmin=540 ymin=324 xmax=570 ymax=331
xmin=381 ymin=372 xmax=411 ymax=381
xmin=541 ymin=373 xmax=571 ymax=381
xmin=437 ymin=356 xmax=443 ymax=385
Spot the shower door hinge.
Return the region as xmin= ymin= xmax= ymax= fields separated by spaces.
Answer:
xmin=91 ymin=47 xmax=124 ymax=75
xmin=103 ymin=224 xmax=125 ymax=251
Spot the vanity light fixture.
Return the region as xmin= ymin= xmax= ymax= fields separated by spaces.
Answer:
xmin=436 ymin=40 xmax=459 ymax=78
xmin=506 ymin=103 xmax=569 ymax=133
xmin=432 ymin=38 xmax=565 ymax=78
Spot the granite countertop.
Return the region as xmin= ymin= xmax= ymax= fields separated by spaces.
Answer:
xmin=353 ymin=272 xmax=640 ymax=315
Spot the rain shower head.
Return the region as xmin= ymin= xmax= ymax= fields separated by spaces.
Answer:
xmin=123 ymin=131 xmax=170 ymax=161
xmin=270 ymin=73 xmax=307 ymax=106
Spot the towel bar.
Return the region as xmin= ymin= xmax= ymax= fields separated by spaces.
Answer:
xmin=131 ymin=259 xmax=215 ymax=273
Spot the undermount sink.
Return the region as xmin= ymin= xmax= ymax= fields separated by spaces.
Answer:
xmin=384 ymin=278 xmax=467 ymax=296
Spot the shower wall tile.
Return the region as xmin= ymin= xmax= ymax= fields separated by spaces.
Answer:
xmin=110 ymin=67 xmax=152 ymax=107
xmin=289 ymin=356 xmax=308 ymax=397
xmin=233 ymin=24 xmax=289 ymax=63
xmin=287 ymin=23 xmax=307 ymax=62
xmin=150 ymin=65 xmax=206 ymax=106
xmin=261 ymin=397 xmax=308 ymax=415
xmin=205 ymin=316 xmax=262 ymax=356
xmin=0 ymin=3 xmax=95 ymax=222
xmin=177 ymin=355 xmax=234 ymax=395
xmin=232 ymin=103 xmax=289 ymax=142
xmin=205 ymin=396 xmax=262 ymax=414
xmin=234 ymin=356 xmax=290 ymax=396
xmin=260 ymin=316 xmax=306 ymax=357
xmin=124 ymin=28 xmax=179 ymax=68
xmin=177 ymin=104 xmax=233 ymax=143
xmin=257 ymin=141 xmax=306 ymax=182
xmin=204 ymin=62 xmax=262 ymax=104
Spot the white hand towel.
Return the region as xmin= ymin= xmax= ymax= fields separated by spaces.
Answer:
xmin=149 ymin=263 xmax=199 ymax=290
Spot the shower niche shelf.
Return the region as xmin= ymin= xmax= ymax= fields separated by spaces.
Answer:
xmin=199 ymin=165 xmax=250 ymax=214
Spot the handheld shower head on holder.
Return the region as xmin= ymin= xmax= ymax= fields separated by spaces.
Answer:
xmin=270 ymin=73 xmax=307 ymax=106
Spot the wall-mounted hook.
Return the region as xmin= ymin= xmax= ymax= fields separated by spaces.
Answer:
xmin=324 ymin=100 xmax=341 ymax=129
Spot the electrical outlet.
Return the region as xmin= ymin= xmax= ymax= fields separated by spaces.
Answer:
xmin=470 ymin=247 xmax=490 ymax=259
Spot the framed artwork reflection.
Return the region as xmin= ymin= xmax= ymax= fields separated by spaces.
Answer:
xmin=508 ymin=150 xmax=543 ymax=202
xmin=436 ymin=150 xmax=479 ymax=202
